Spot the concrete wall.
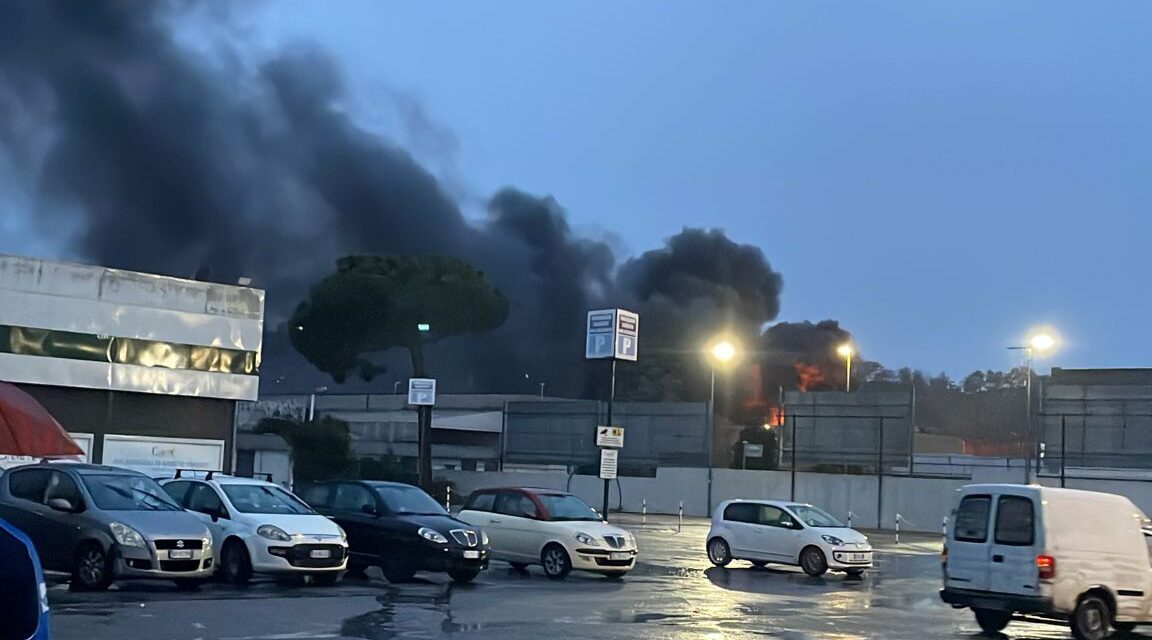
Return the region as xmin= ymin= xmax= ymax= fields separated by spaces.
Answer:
xmin=440 ymin=467 xmax=1152 ymax=533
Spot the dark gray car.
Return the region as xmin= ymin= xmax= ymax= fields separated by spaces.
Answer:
xmin=0 ymin=463 xmax=215 ymax=590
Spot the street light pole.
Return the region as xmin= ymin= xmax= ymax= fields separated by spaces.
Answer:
xmin=837 ymin=343 xmax=855 ymax=393
xmin=708 ymin=365 xmax=716 ymax=514
xmin=1008 ymin=332 xmax=1056 ymax=485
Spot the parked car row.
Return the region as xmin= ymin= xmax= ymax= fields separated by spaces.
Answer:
xmin=0 ymin=462 xmax=645 ymax=591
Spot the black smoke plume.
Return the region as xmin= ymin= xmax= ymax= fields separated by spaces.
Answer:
xmin=0 ymin=1 xmax=790 ymax=397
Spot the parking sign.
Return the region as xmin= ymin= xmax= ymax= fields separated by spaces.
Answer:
xmin=585 ymin=308 xmax=639 ymax=361
xmin=408 ymin=378 xmax=436 ymax=406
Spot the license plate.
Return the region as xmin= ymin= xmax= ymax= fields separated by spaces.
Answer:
xmin=609 ymin=552 xmax=631 ymax=561
xmin=309 ymin=549 xmax=332 ymax=559
xmin=168 ymin=550 xmax=193 ymax=560
xmin=850 ymin=553 xmax=868 ymax=563
xmin=463 ymin=550 xmax=480 ymax=559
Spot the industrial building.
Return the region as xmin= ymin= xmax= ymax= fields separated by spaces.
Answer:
xmin=0 ymin=255 xmax=264 ymax=475
xmin=1041 ymin=367 xmax=1152 ymax=471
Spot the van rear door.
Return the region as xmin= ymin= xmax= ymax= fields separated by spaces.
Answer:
xmin=947 ymin=493 xmax=993 ymax=591
xmin=988 ymin=494 xmax=1040 ymax=596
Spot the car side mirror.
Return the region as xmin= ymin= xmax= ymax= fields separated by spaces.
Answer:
xmin=361 ymin=504 xmax=379 ymax=516
xmin=48 ymin=498 xmax=77 ymax=513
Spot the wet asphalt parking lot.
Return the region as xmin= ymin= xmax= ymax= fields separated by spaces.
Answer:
xmin=47 ymin=515 xmax=1132 ymax=640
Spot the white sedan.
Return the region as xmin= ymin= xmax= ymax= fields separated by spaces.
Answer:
xmin=458 ymin=488 xmax=638 ymax=579
xmin=706 ymin=499 xmax=872 ymax=577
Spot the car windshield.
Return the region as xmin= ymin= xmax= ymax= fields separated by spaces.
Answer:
xmin=83 ymin=474 xmax=183 ymax=511
xmin=375 ymin=485 xmax=446 ymax=516
xmin=222 ymin=484 xmax=315 ymax=515
xmin=538 ymin=494 xmax=601 ymax=522
xmin=788 ymin=504 xmax=846 ymax=528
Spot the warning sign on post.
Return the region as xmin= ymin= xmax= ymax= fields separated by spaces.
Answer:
xmin=595 ymin=426 xmax=624 ymax=449
xmin=599 ymin=449 xmax=618 ymax=479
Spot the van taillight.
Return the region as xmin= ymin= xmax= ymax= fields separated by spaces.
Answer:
xmin=941 ymin=546 xmax=948 ymax=565
xmin=1036 ymin=554 xmax=1056 ymax=580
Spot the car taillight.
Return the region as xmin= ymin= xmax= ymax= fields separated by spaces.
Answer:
xmin=1037 ymin=554 xmax=1056 ymax=580
xmin=941 ymin=546 xmax=948 ymax=564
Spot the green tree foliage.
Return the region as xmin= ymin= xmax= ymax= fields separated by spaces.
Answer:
xmin=290 ymin=255 xmax=510 ymax=382
xmin=256 ymin=417 xmax=353 ymax=483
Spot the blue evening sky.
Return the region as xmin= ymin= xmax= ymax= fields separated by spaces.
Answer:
xmin=9 ymin=2 xmax=1148 ymax=379
xmin=253 ymin=2 xmax=1152 ymax=377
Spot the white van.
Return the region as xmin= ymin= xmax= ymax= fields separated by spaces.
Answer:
xmin=941 ymin=484 xmax=1151 ymax=640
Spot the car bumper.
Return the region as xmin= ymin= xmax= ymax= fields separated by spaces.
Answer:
xmin=572 ymin=546 xmax=638 ymax=573
xmin=940 ymin=587 xmax=1053 ymax=614
xmin=251 ymin=539 xmax=349 ymax=573
xmin=418 ymin=546 xmax=490 ymax=573
xmin=116 ymin=545 xmax=215 ymax=580
xmin=828 ymin=548 xmax=874 ymax=569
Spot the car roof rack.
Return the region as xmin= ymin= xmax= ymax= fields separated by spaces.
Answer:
xmin=174 ymin=468 xmax=222 ymax=480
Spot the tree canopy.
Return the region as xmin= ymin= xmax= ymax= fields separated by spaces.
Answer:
xmin=290 ymin=255 xmax=509 ymax=382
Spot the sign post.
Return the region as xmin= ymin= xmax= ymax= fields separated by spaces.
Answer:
xmin=409 ymin=378 xmax=437 ymax=489
xmin=586 ymin=309 xmax=638 ymax=522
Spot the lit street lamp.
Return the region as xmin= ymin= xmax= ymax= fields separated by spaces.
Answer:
xmin=1008 ymin=331 xmax=1058 ymax=483
xmin=705 ymin=338 xmax=739 ymax=513
xmin=836 ymin=343 xmax=855 ymax=392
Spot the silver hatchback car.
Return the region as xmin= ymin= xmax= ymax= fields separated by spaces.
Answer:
xmin=0 ymin=462 xmax=215 ymax=590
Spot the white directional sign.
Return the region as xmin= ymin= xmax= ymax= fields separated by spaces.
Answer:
xmin=595 ymin=426 xmax=625 ymax=449
xmin=585 ymin=308 xmax=639 ymax=361
xmin=408 ymin=378 xmax=437 ymax=406
xmin=599 ymin=448 xmax=619 ymax=480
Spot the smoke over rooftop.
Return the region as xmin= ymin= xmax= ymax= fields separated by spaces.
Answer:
xmin=0 ymin=1 xmax=803 ymax=397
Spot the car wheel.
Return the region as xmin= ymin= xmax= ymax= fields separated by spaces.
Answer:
xmin=309 ymin=572 xmax=340 ymax=587
xmin=541 ymin=544 xmax=572 ymax=580
xmin=707 ymin=538 xmax=732 ymax=568
xmin=751 ymin=561 xmax=769 ymax=568
xmin=449 ymin=569 xmax=481 ymax=584
xmin=1071 ymin=594 xmax=1112 ymax=640
xmin=799 ymin=546 xmax=828 ymax=577
xmin=220 ymin=540 xmax=253 ymax=585
xmin=973 ymin=608 xmax=1011 ymax=634
xmin=173 ymin=579 xmax=205 ymax=591
xmin=71 ymin=543 xmax=113 ymax=591
xmin=382 ymin=558 xmax=416 ymax=584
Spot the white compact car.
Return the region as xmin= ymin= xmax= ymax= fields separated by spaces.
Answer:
xmin=162 ymin=472 xmax=348 ymax=585
xmin=458 ymin=487 xmax=638 ymax=579
xmin=707 ymin=499 xmax=872 ymax=577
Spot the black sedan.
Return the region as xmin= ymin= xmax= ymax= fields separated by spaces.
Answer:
xmin=300 ymin=480 xmax=489 ymax=584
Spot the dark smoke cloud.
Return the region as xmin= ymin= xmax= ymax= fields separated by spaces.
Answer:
xmin=759 ymin=320 xmax=854 ymax=394
xmin=0 ymin=0 xmax=793 ymax=398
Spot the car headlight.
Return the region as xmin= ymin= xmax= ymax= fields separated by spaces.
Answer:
xmin=110 ymin=522 xmax=146 ymax=548
xmin=480 ymin=530 xmax=489 ymax=546
xmin=822 ymin=535 xmax=845 ymax=547
xmin=419 ymin=527 xmax=448 ymax=544
xmin=202 ymin=535 xmax=212 ymax=550
xmin=338 ymin=527 xmax=348 ymax=543
xmin=257 ymin=525 xmax=292 ymax=542
xmin=575 ymin=532 xmax=599 ymax=546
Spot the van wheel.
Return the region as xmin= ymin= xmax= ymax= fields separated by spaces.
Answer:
xmin=974 ymin=608 xmax=1010 ymax=633
xmin=800 ymin=546 xmax=828 ymax=577
xmin=707 ymin=538 xmax=732 ymax=567
xmin=1071 ymin=594 xmax=1112 ymax=640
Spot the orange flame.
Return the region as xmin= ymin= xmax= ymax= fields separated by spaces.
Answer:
xmin=794 ymin=362 xmax=824 ymax=392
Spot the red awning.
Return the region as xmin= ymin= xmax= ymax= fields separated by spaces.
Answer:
xmin=0 ymin=382 xmax=84 ymax=457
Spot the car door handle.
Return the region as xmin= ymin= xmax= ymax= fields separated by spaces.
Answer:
xmin=992 ymin=555 xmax=1004 ymax=563
xmin=489 ymin=519 xmax=501 ymax=524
